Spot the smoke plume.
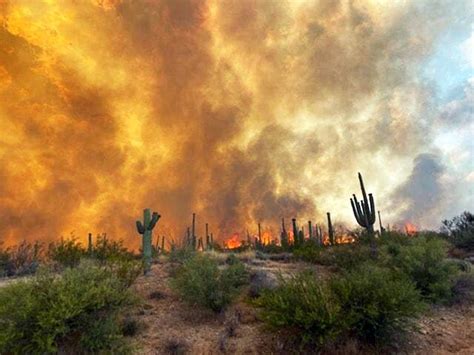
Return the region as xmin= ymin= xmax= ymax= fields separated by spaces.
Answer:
xmin=0 ymin=0 xmax=471 ymax=246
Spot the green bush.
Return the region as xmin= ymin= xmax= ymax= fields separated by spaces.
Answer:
xmin=386 ymin=236 xmax=459 ymax=302
xmin=441 ymin=211 xmax=474 ymax=251
xmin=171 ymin=254 xmax=248 ymax=312
xmin=91 ymin=235 xmax=135 ymax=264
xmin=168 ymin=246 xmax=196 ymax=264
xmin=257 ymin=272 xmax=344 ymax=347
xmin=47 ymin=237 xmax=85 ymax=269
xmin=0 ymin=261 xmax=138 ymax=353
xmin=331 ymin=264 xmax=425 ymax=344
xmin=0 ymin=241 xmax=43 ymax=277
xmin=293 ymin=241 xmax=322 ymax=263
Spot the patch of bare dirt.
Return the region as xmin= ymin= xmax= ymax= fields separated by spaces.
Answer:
xmin=405 ymin=304 xmax=474 ymax=355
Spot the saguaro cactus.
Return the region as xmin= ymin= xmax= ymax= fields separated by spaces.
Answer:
xmin=192 ymin=213 xmax=197 ymax=250
xmin=281 ymin=218 xmax=289 ymax=249
xmin=350 ymin=172 xmax=377 ymax=258
xmin=87 ymin=233 xmax=93 ymax=255
xmin=136 ymin=208 xmax=160 ymax=275
xmin=327 ymin=212 xmax=334 ymax=245
xmin=292 ymin=218 xmax=298 ymax=247
xmin=308 ymin=221 xmax=313 ymax=240
xmin=258 ymin=223 xmax=262 ymax=245
xmin=378 ymin=211 xmax=386 ymax=234
xmin=350 ymin=172 xmax=376 ymax=233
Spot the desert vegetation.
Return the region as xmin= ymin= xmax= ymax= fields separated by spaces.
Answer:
xmin=0 ymin=175 xmax=472 ymax=353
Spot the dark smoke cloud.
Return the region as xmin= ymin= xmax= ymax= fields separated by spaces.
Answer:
xmin=390 ymin=153 xmax=447 ymax=227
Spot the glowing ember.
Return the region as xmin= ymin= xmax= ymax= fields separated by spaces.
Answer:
xmin=405 ymin=222 xmax=417 ymax=235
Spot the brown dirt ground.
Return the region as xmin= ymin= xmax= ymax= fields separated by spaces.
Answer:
xmin=131 ymin=260 xmax=474 ymax=355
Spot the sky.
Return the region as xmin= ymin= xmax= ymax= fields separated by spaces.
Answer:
xmin=0 ymin=0 xmax=472 ymax=247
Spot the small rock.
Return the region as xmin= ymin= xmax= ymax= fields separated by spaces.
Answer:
xmin=248 ymin=270 xmax=279 ymax=298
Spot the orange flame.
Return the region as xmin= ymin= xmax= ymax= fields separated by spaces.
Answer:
xmin=405 ymin=222 xmax=417 ymax=235
xmin=224 ymin=233 xmax=242 ymax=249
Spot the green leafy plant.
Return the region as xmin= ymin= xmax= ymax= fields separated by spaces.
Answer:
xmin=47 ymin=237 xmax=85 ymax=269
xmin=92 ymin=234 xmax=135 ymax=264
xmin=0 ymin=261 xmax=138 ymax=354
xmin=0 ymin=241 xmax=43 ymax=277
xmin=257 ymin=271 xmax=344 ymax=347
xmin=441 ymin=211 xmax=474 ymax=251
xmin=171 ymin=254 xmax=248 ymax=312
xmin=387 ymin=236 xmax=459 ymax=302
xmin=331 ymin=264 xmax=425 ymax=344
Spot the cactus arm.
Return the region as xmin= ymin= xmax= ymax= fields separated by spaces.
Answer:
xmin=354 ymin=195 xmax=366 ymax=225
xmin=136 ymin=221 xmax=145 ymax=234
xmin=351 ymin=197 xmax=364 ymax=226
xmin=368 ymin=194 xmax=376 ymax=224
xmin=358 ymin=172 xmax=369 ymax=206
xmin=360 ymin=199 xmax=370 ymax=227
xmin=148 ymin=212 xmax=160 ymax=230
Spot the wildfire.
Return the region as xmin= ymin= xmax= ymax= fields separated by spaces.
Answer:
xmin=336 ymin=235 xmax=356 ymax=244
xmin=224 ymin=234 xmax=242 ymax=249
xmin=405 ymin=222 xmax=417 ymax=235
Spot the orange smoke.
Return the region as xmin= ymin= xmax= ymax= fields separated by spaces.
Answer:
xmin=0 ymin=0 xmax=456 ymax=248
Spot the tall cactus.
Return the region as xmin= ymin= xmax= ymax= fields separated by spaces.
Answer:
xmin=87 ymin=233 xmax=93 ymax=255
xmin=350 ymin=172 xmax=377 ymax=257
xmin=308 ymin=221 xmax=313 ymax=240
xmin=378 ymin=210 xmax=386 ymax=234
xmin=192 ymin=213 xmax=196 ymax=250
xmin=136 ymin=208 xmax=160 ymax=275
xmin=292 ymin=218 xmax=298 ymax=247
xmin=327 ymin=212 xmax=334 ymax=245
xmin=258 ymin=223 xmax=262 ymax=245
xmin=280 ymin=218 xmax=289 ymax=249
xmin=350 ymin=172 xmax=376 ymax=233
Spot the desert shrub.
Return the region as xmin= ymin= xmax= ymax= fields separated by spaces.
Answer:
xmin=168 ymin=246 xmax=196 ymax=263
xmin=293 ymin=241 xmax=322 ymax=263
xmin=225 ymin=253 xmax=240 ymax=265
xmin=331 ymin=264 xmax=425 ymax=344
xmin=257 ymin=265 xmax=425 ymax=348
xmin=257 ymin=271 xmax=344 ymax=347
xmin=378 ymin=231 xmax=412 ymax=247
xmin=47 ymin=237 xmax=85 ymax=269
xmin=386 ymin=236 xmax=459 ymax=302
xmin=106 ymin=258 xmax=143 ymax=288
xmin=441 ymin=211 xmax=474 ymax=251
xmin=0 ymin=241 xmax=43 ymax=277
xmin=319 ymin=243 xmax=373 ymax=270
xmin=171 ymin=254 xmax=248 ymax=312
xmin=92 ymin=234 xmax=136 ymax=264
xmin=0 ymin=261 xmax=137 ymax=354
